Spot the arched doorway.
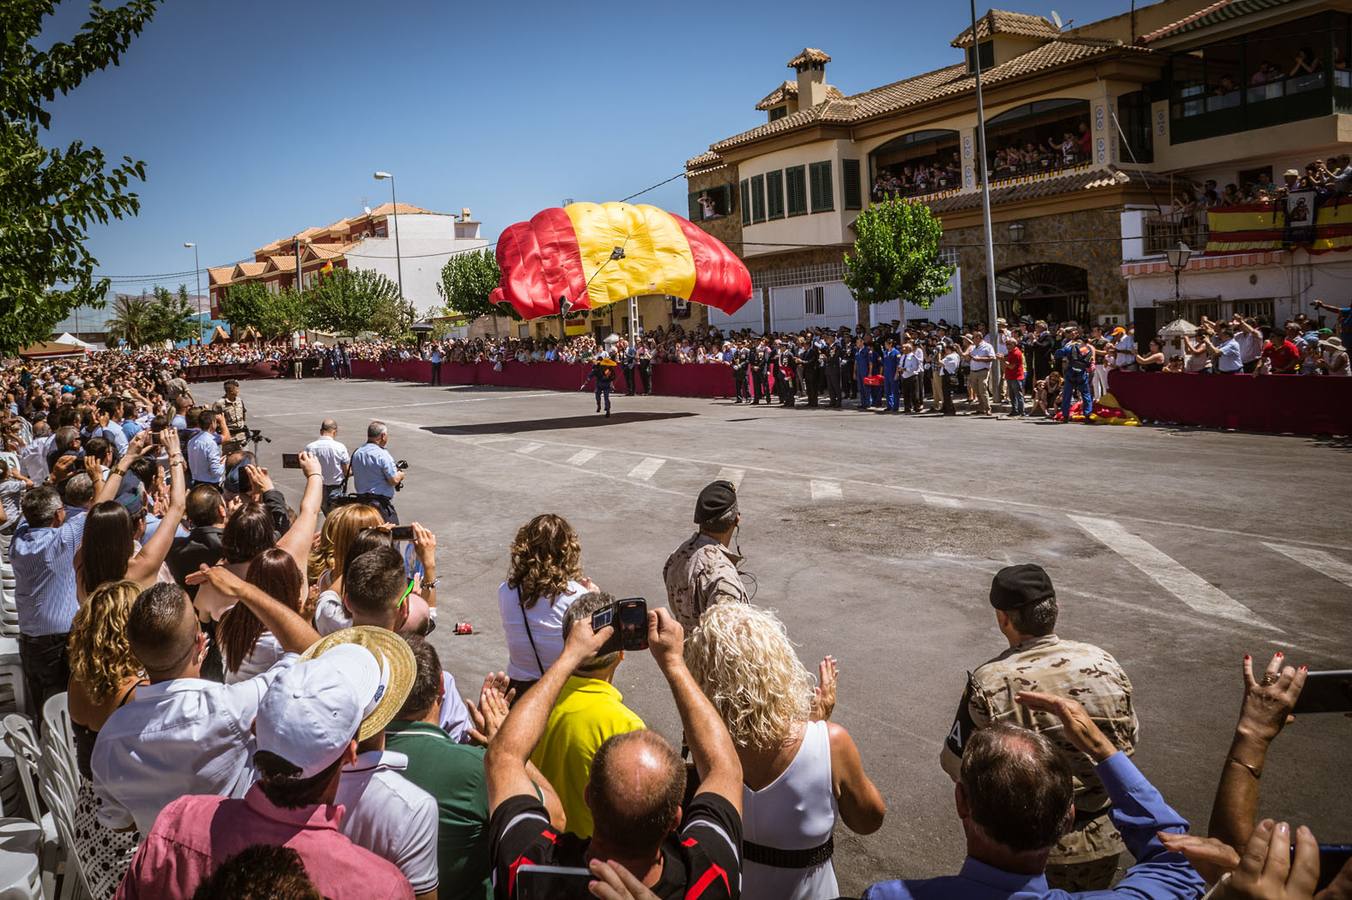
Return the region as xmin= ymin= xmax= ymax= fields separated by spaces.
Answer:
xmin=996 ymin=263 xmax=1089 ymax=325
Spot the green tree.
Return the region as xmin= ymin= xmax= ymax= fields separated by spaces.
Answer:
xmin=843 ymin=198 xmax=954 ymax=311
xmin=0 ymin=0 xmax=161 ymax=354
xmin=304 ymin=268 xmax=406 ymax=336
xmin=103 ymin=291 xmax=154 ymax=347
xmin=437 ymin=249 xmax=519 ymax=324
xmin=144 ymin=285 xmax=199 ymax=344
xmin=260 ymin=287 xmax=307 ymax=340
xmin=217 ymin=281 xmax=266 ymax=334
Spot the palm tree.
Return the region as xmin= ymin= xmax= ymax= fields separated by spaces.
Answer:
xmin=104 ymin=292 xmax=154 ymax=347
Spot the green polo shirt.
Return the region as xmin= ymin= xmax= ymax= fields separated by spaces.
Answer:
xmin=385 ymin=720 xmax=492 ymax=900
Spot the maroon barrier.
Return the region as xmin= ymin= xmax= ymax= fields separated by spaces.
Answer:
xmin=349 ymin=359 xmax=742 ymax=399
xmin=184 ymin=361 xmax=282 ymax=382
xmin=1108 ymin=370 xmax=1352 ymax=435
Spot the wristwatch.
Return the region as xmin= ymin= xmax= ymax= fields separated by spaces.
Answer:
xmin=422 ymin=578 xmax=439 ymax=589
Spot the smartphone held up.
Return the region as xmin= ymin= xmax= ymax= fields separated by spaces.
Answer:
xmin=591 ymin=598 xmax=648 ymax=655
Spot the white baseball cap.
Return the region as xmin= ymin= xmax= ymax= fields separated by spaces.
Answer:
xmin=255 ymin=644 xmax=385 ymax=778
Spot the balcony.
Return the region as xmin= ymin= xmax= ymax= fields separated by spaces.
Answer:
xmin=1143 ymin=213 xmax=1209 ymax=255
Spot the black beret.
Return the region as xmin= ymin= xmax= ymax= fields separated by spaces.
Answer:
xmin=990 ymin=564 xmax=1055 ymax=610
xmin=694 ymin=480 xmax=738 ymax=525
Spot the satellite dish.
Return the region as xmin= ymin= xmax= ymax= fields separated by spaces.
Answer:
xmin=1050 ymin=9 xmax=1063 ymax=29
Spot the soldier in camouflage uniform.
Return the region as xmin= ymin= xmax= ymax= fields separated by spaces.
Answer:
xmin=939 ymin=563 xmax=1138 ymax=892
xmin=663 ymin=479 xmax=749 ymax=631
xmin=212 ymin=379 xmax=249 ymax=452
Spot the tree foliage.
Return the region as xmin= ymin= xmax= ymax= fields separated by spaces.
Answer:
xmin=103 ymin=285 xmax=200 ymax=347
xmin=0 ymin=0 xmax=162 ymax=354
xmin=437 ymin=249 xmax=519 ymax=322
xmin=843 ymin=198 xmax=954 ymax=310
xmin=216 ymin=281 xmax=302 ymax=341
xmin=104 ymin=292 xmax=154 ymax=347
xmin=304 ymin=268 xmax=410 ymax=337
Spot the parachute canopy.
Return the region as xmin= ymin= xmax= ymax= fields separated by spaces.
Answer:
xmin=492 ymin=202 xmax=752 ymax=321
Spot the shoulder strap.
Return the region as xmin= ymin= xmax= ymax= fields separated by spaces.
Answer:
xmin=519 ymin=596 xmax=546 ymax=677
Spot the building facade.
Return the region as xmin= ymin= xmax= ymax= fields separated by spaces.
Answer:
xmin=685 ymin=0 xmax=1349 ymax=335
xmin=207 ymin=203 xmax=488 ymax=318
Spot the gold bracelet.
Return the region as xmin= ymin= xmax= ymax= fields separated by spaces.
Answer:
xmin=1227 ymin=757 xmax=1262 ymax=779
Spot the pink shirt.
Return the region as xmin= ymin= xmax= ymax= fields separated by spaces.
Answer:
xmin=115 ymin=785 xmax=414 ymax=900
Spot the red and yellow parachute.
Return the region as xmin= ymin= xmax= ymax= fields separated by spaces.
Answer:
xmin=491 ymin=202 xmax=752 ymax=320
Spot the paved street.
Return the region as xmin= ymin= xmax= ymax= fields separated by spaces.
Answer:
xmin=243 ymin=375 xmax=1351 ymax=895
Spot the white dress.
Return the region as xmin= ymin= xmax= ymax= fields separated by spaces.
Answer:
xmin=741 ymin=719 xmax=840 ymax=900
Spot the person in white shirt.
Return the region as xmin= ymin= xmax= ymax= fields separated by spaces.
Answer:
xmin=1232 ymin=316 xmax=1264 ymax=372
xmin=985 ymin=321 xmax=1008 ymax=404
xmin=1113 ymin=324 xmax=1138 ymax=371
xmin=898 ymin=341 xmax=925 ymax=414
xmin=967 ymin=337 xmax=996 ymax=416
xmin=321 ymin=628 xmax=440 ymax=899
xmin=91 ymin=572 xmax=321 ymax=834
xmin=305 ymin=418 xmax=351 ymax=513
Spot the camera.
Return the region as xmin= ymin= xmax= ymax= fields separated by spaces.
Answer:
xmin=394 ymin=459 xmax=409 ymax=491
xmin=591 ymin=598 xmax=648 ymax=655
xmin=244 ymin=428 xmax=269 ymax=445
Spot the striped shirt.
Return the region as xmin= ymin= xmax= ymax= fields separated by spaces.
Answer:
xmin=11 ymin=508 xmax=87 ymax=637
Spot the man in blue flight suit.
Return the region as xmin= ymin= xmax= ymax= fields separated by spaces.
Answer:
xmin=1055 ymin=327 xmax=1095 ymax=423
xmin=881 ymin=335 xmax=902 ymax=413
xmin=855 ymin=336 xmax=878 ymax=410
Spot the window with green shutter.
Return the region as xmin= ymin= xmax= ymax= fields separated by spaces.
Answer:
xmin=810 ymin=161 xmax=834 ymax=213
xmin=766 ymin=170 xmax=785 ymax=219
xmin=842 ymin=159 xmax=862 ymax=210
xmin=786 ymin=166 xmax=808 ymax=216
xmin=740 ymin=180 xmax=751 ymax=225
xmin=750 ymin=174 xmax=766 ymax=223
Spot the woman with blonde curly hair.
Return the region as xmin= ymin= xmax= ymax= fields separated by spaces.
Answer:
xmin=497 ymin=513 xmax=597 ymax=695
xmin=685 ymin=603 xmax=886 ymax=900
xmin=66 ymin=580 xmax=148 ymax=899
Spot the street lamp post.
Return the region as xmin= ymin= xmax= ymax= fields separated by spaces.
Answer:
xmin=373 ymin=171 xmax=404 ymax=299
xmin=1165 ymin=241 xmax=1193 ymax=318
xmin=183 ymin=242 xmax=201 ymax=343
xmin=970 ymin=0 xmax=1000 ymax=337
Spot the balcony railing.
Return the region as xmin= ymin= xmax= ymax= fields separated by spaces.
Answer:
xmin=1144 ymin=213 xmax=1209 ymax=255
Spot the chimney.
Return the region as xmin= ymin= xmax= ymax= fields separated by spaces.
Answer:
xmin=788 ymin=48 xmax=832 ymax=108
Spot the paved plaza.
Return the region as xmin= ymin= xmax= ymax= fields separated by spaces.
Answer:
xmin=243 ymin=375 xmax=1351 ymax=894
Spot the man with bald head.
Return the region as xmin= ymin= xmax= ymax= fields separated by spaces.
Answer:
xmin=863 ymin=694 xmax=1204 ymax=899
xmin=487 ymin=605 xmax=744 ymax=898
xmin=305 ymin=418 xmax=349 ymax=513
xmin=92 ymin=569 xmax=321 ymax=834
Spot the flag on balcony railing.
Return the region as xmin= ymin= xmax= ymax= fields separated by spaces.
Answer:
xmin=1310 ymin=199 xmax=1352 ymax=255
xmin=1206 ymin=197 xmax=1352 ymax=255
xmin=1205 ymin=203 xmax=1284 ymax=254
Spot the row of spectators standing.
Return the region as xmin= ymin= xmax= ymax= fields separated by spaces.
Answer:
xmin=0 ymin=351 xmax=1346 ymax=899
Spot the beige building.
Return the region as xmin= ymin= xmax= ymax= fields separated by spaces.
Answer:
xmin=685 ymin=0 xmax=1352 ymax=334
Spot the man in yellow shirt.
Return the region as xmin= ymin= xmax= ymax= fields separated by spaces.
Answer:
xmin=529 ymin=591 xmax=645 ymax=838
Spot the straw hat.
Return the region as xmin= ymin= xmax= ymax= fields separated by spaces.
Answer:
xmin=301 ymin=626 xmax=416 ymax=741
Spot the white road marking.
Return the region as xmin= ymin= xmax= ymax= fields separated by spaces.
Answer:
xmin=1069 ymin=516 xmax=1274 ymax=628
xmin=1263 ymin=543 xmax=1352 ymax=590
xmin=517 ymin=442 xmax=543 ymax=455
xmin=253 ymin=391 xmax=556 ymax=417
xmin=567 ymin=449 xmax=598 ymax=466
xmin=716 ymin=467 xmax=745 ymax=488
xmin=924 ymin=494 xmax=962 ymax=508
xmin=810 ymin=480 xmax=842 ymax=501
xmin=627 ymin=457 xmax=665 ymax=481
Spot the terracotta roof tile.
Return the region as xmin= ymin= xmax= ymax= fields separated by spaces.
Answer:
xmin=206 ymin=266 xmax=234 ymax=287
xmin=1138 ymin=0 xmax=1284 ymax=44
xmin=756 ymin=80 xmax=798 ymax=110
xmin=952 ymin=9 xmax=1061 ymax=47
xmin=787 ymin=48 xmax=831 ymax=68
xmin=923 ymin=165 xmax=1167 ymax=214
xmin=265 ymin=256 xmax=296 ymax=273
xmin=709 ymin=40 xmax=1145 ymax=154
xmin=234 ymin=262 xmax=267 ymax=278
xmin=686 ymin=150 xmax=724 ymax=170
xmin=368 ymin=201 xmax=434 ymax=217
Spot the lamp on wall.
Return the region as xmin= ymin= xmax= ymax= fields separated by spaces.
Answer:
xmin=1165 ymin=241 xmax=1193 ymax=309
xmin=1007 ymin=221 xmax=1026 ymax=244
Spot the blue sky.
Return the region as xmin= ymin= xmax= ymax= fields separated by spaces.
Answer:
xmin=44 ymin=0 xmax=1127 ymax=303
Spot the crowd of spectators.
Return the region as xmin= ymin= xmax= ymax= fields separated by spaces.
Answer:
xmin=0 ymin=336 xmax=1348 ymax=900
xmin=1168 ymin=154 xmax=1352 ymax=218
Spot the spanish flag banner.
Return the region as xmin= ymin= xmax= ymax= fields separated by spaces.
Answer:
xmin=1205 ymin=204 xmax=1285 ymax=254
xmin=1310 ymin=199 xmax=1352 ymax=254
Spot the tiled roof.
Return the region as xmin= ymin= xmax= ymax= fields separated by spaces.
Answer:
xmin=368 ymin=201 xmax=434 ymax=217
xmin=207 ymin=266 xmax=235 ymax=287
xmin=951 ymin=9 xmax=1060 ymax=47
xmin=787 ymin=48 xmax=831 ymax=68
xmin=1138 ymin=0 xmax=1284 ymax=43
xmin=307 ymin=242 xmax=355 ymax=260
xmin=265 ymin=256 xmax=296 ymax=273
xmin=708 ymin=39 xmax=1146 ymax=154
xmin=922 ymin=165 xmax=1166 ymax=214
xmin=234 ymin=261 xmax=267 ymax=277
xmin=756 ymin=80 xmax=798 ymax=110
xmin=686 ymin=150 xmax=724 ymax=170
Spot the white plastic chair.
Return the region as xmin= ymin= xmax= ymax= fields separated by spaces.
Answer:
xmin=1 ymin=717 xmax=58 ymax=899
xmin=36 ymin=721 xmax=88 ymax=900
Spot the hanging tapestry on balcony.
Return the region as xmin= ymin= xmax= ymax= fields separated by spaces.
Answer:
xmin=1206 ymin=195 xmax=1352 ymax=255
